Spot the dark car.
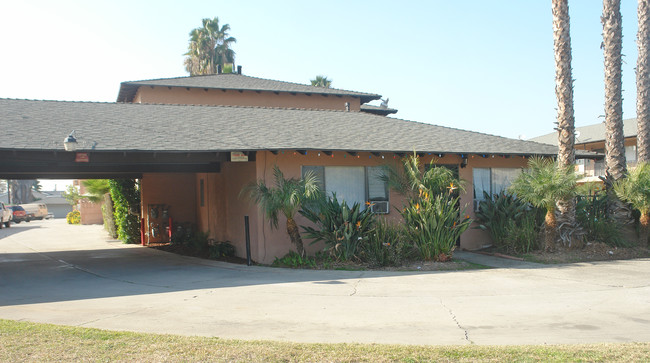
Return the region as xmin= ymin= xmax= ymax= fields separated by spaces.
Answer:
xmin=8 ymin=206 xmax=30 ymax=223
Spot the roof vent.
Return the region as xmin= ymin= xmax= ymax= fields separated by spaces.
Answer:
xmin=237 ymin=65 xmax=242 ymax=75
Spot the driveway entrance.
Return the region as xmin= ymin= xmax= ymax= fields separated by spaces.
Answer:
xmin=1 ymin=219 xmax=649 ymax=345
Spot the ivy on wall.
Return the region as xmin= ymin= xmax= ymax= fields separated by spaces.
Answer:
xmin=108 ymin=179 xmax=141 ymax=244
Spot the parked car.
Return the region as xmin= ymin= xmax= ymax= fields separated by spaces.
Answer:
xmin=21 ymin=203 xmax=48 ymax=220
xmin=0 ymin=202 xmax=12 ymax=228
xmin=8 ymin=205 xmax=30 ymax=223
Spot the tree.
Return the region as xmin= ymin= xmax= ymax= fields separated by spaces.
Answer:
xmin=242 ymin=166 xmax=319 ymax=257
xmin=602 ymin=0 xmax=627 ymax=181
xmin=184 ymin=17 xmax=237 ymax=76
xmin=310 ymin=75 xmax=332 ymax=88
xmin=32 ymin=180 xmax=42 ymax=192
xmin=383 ymin=152 xmax=464 ymax=199
xmin=8 ymin=180 xmax=35 ymax=204
xmin=552 ymin=0 xmax=579 ymax=238
xmin=81 ymin=179 xmax=110 ymax=203
xmin=62 ymin=184 xmax=82 ymax=209
xmin=638 ymin=0 xmax=650 ymax=162
xmin=614 ymin=162 xmax=650 ymax=245
xmin=508 ymin=157 xmax=578 ymax=251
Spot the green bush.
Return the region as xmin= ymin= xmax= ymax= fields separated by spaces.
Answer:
xmin=66 ymin=210 xmax=81 ymax=224
xmin=576 ymin=193 xmax=627 ymax=247
xmin=108 ymin=179 xmax=141 ymax=244
xmin=361 ymin=220 xmax=413 ymax=267
xmin=503 ymin=213 xmax=539 ymax=253
xmin=475 ymin=191 xmax=543 ymax=253
xmin=272 ymin=251 xmax=317 ymax=268
xmin=209 ymin=241 xmax=236 ymax=259
xmin=300 ymin=193 xmax=376 ymax=261
xmin=401 ymin=193 xmax=471 ymax=261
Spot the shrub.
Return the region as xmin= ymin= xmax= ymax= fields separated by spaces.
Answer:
xmin=503 ymin=213 xmax=539 ymax=253
xmin=272 ymin=251 xmax=317 ymax=269
xmin=401 ymin=193 xmax=471 ymax=261
xmin=300 ymin=193 xmax=376 ymax=261
xmin=66 ymin=210 xmax=81 ymax=224
xmin=108 ymin=179 xmax=141 ymax=244
xmin=475 ymin=191 xmax=543 ymax=253
xmin=209 ymin=241 xmax=236 ymax=259
xmin=576 ymin=193 xmax=627 ymax=247
xmin=361 ymin=220 xmax=413 ymax=267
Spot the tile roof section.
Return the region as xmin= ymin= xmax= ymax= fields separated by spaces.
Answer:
xmin=0 ymin=98 xmax=594 ymax=157
xmin=530 ymin=118 xmax=638 ymax=146
xmin=117 ymin=74 xmax=381 ymax=104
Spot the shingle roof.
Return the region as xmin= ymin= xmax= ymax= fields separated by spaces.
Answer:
xmin=0 ymin=98 xmax=591 ymax=157
xmin=117 ymin=74 xmax=382 ymax=104
xmin=360 ymin=104 xmax=398 ymax=115
xmin=530 ymin=118 xmax=638 ymax=146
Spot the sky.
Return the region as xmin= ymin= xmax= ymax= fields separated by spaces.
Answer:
xmin=0 ymin=1 xmax=642 ymax=180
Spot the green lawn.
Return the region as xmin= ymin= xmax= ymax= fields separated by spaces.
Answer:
xmin=1 ymin=319 xmax=648 ymax=362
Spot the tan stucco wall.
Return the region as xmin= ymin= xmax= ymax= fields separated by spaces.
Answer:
xmin=245 ymin=151 xmax=530 ymax=262
xmin=78 ymin=181 xmax=103 ymax=225
xmin=134 ymin=86 xmax=361 ymax=111
xmin=141 ymin=173 xmax=197 ymax=244
xmin=460 ymin=155 xmax=530 ymax=250
xmin=149 ymin=152 xmax=529 ymax=263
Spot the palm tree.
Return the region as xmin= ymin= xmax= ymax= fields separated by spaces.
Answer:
xmin=384 ymin=152 xmax=464 ymax=199
xmin=82 ymin=179 xmax=110 ymax=203
xmin=184 ymin=17 xmax=237 ymax=76
xmin=602 ymin=0 xmax=627 ymax=180
xmin=638 ymin=0 xmax=650 ymax=163
xmin=552 ymin=0 xmax=578 ymax=235
xmin=509 ymin=157 xmax=578 ymax=251
xmin=310 ymin=75 xmax=332 ymax=88
xmin=614 ymin=163 xmax=650 ymax=245
xmin=242 ymin=166 xmax=319 ymax=257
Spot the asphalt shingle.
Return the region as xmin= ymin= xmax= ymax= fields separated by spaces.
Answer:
xmin=117 ymin=74 xmax=381 ymax=104
xmin=0 ymin=98 xmax=578 ymax=157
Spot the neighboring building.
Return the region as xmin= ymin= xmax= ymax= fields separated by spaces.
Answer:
xmin=0 ymin=71 xmax=596 ymax=262
xmin=530 ymin=119 xmax=636 ymax=177
xmin=1 ymin=190 xmax=72 ymax=218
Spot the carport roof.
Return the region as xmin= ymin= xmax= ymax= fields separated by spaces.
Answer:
xmin=0 ymin=98 xmax=593 ymax=157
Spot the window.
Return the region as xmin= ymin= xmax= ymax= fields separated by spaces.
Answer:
xmin=472 ymin=168 xmax=521 ymax=210
xmin=302 ymin=166 xmax=389 ymax=213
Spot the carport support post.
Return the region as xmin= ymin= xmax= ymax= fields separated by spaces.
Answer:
xmin=244 ymin=215 xmax=252 ymax=266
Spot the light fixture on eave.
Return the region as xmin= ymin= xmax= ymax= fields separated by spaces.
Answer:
xmin=63 ymin=130 xmax=78 ymax=151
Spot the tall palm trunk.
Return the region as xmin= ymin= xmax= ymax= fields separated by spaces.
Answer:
xmin=603 ymin=0 xmax=629 ymax=225
xmin=286 ymin=217 xmax=305 ymax=257
xmin=552 ymin=0 xmax=579 ymax=246
xmin=603 ymin=0 xmax=627 ymax=180
xmin=638 ymin=0 xmax=650 ymax=163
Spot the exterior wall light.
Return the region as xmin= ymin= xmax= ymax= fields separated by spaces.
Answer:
xmin=63 ymin=130 xmax=78 ymax=151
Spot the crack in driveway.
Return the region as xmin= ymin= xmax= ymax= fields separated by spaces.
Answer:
xmin=440 ymin=298 xmax=473 ymax=344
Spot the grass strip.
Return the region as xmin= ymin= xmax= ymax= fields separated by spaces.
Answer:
xmin=1 ymin=319 xmax=648 ymax=362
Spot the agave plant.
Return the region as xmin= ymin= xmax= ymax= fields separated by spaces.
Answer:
xmin=300 ymin=193 xmax=376 ymax=261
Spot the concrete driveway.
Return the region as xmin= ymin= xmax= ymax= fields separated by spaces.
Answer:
xmin=1 ymin=219 xmax=649 ymax=346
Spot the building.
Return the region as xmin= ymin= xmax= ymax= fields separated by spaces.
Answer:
xmin=0 ymin=71 xmax=594 ymax=262
xmin=530 ymin=119 xmax=636 ymax=177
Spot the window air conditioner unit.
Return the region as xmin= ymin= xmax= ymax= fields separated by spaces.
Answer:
xmin=370 ymin=201 xmax=389 ymax=214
